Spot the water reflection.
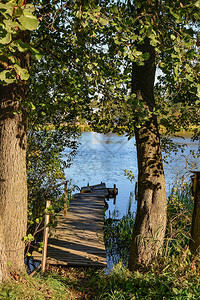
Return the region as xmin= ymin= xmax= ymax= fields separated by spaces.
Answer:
xmin=64 ymin=132 xmax=199 ymax=218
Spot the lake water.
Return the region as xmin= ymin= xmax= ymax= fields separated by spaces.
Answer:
xmin=64 ymin=132 xmax=200 ymax=218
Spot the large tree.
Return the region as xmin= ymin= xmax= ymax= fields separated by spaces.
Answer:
xmin=0 ymin=1 xmax=39 ymax=281
xmin=0 ymin=0 xmax=95 ymax=281
xmin=127 ymin=0 xmax=200 ymax=270
xmin=79 ymin=0 xmax=200 ymax=269
xmin=128 ymin=36 xmax=167 ymax=270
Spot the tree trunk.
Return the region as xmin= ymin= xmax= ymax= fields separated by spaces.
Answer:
xmin=128 ymin=38 xmax=167 ymax=271
xmin=0 ymin=80 xmax=28 ymax=281
xmin=190 ymin=171 xmax=200 ymax=254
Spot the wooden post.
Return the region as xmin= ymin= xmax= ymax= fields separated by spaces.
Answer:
xmin=41 ymin=200 xmax=51 ymax=274
xmin=113 ymin=184 xmax=117 ymax=205
xmin=64 ymin=181 xmax=68 ymax=217
xmin=113 ymin=184 xmax=117 ymax=195
xmin=190 ymin=171 xmax=200 ymax=254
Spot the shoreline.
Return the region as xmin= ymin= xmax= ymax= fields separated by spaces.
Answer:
xmin=78 ymin=124 xmax=198 ymax=139
xmin=36 ymin=123 xmax=198 ymax=139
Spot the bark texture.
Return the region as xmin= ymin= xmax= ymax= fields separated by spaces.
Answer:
xmin=128 ymin=38 xmax=167 ymax=271
xmin=190 ymin=172 xmax=200 ymax=254
xmin=0 ymin=81 xmax=28 ymax=281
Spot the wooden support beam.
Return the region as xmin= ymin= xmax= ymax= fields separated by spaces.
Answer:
xmin=41 ymin=200 xmax=51 ymax=274
xmin=63 ymin=181 xmax=68 ymax=217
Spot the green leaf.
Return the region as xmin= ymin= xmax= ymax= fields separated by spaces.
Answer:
xmin=99 ymin=18 xmax=108 ymax=26
xmin=0 ymin=27 xmax=12 ymax=44
xmin=174 ymin=45 xmax=180 ymax=53
xmin=30 ymin=47 xmax=42 ymax=60
xmin=18 ymin=15 xmax=39 ymax=31
xmin=197 ymin=84 xmax=200 ymax=99
xmin=3 ymin=20 xmax=19 ymax=34
xmin=13 ymin=6 xmax=23 ymax=19
xmin=195 ymin=0 xmax=200 ymax=8
xmin=142 ymin=53 xmax=149 ymax=60
xmin=170 ymin=34 xmax=176 ymax=41
xmin=11 ymin=40 xmax=30 ymax=52
xmin=0 ymin=4 xmax=7 ymax=10
xmin=14 ymin=64 xmax=30 ymax=80
xmin=0 ymin=291 xmax=9 ymax=297
xmin=17 ymin=0 xmax=24 ymax=6
xmin=23 ymin=4 xmax=38 ymax=16
xmin=30 ymin=102 xmax=36 ymax=110
xmin=0 ymin=70 xmax=16 ymax=84
xmin=0 ymin=3 xmax=14 ymax=16
xmin=185 ymin=73 xmax=193 ymax=82
xmin=27 ymin=234 xmax=34 ymax=242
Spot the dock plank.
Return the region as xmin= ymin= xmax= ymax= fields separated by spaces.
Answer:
xmin=33 ymin=184 xmax=108 ymax=268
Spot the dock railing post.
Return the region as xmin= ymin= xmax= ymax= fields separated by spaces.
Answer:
xmin=113 ymin=184 xmax=117 ymax=205
xmin=190 ymin=171 xmax=200 ymax=254
xmin=64 ymin=180 xmax=68 ymax=217
xmin=41 ymin=200 xmax=51 ymax=274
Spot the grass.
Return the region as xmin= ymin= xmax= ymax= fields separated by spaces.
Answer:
xmin=1 ymin=260 xmax=200 ymax=299
xmin=102 ymin=179 xmax=200 ymax=299
xmin=1 ymin=180 xmax=200 ymax=299
xmin=0 ymin=267 xmax=96 ymax=299
xmin=0 ymin=271 xmax=71 ymax=299
xmin=90 ymin=261 xmax=200 ymax=299
xmin=104 ymin=211 xmax=135 ymax=267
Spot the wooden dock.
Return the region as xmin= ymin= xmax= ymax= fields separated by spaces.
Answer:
xmin=33 ymin=183 xmax=117 ymax=268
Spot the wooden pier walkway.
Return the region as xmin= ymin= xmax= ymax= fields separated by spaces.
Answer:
xmin=33 ymin=183 xmax=117 ymax=268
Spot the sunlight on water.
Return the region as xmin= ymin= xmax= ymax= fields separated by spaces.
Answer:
xmin=64 ymin=132 xmax=199 ymax=218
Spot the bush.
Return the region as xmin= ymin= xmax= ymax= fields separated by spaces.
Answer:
xmin=25 ymin=129 xmax=78 ymax=257
xmin=102 ymin=179 xmax=200 ymax=299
